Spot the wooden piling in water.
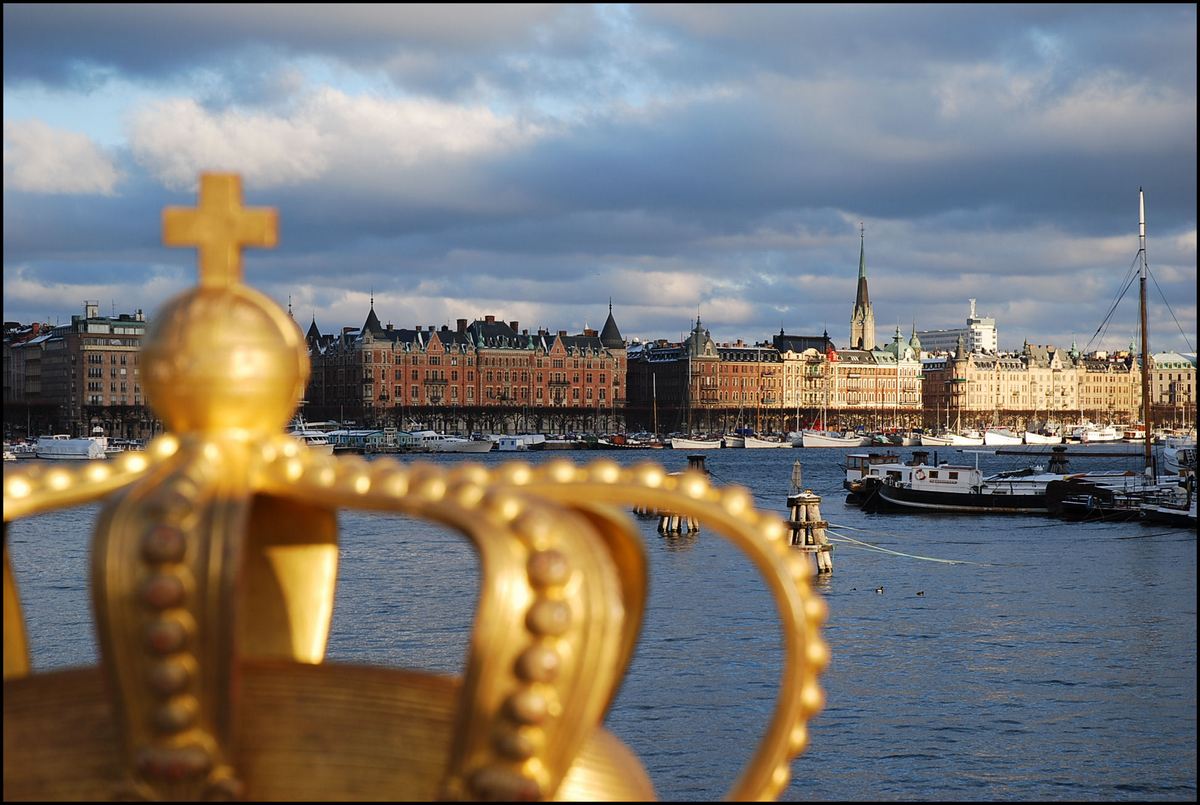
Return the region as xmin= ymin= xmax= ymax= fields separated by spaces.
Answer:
xmin=787 ymin=489 xmax=833 ymax=574
xmin=636 ymin=454 xmax=707 ymax=531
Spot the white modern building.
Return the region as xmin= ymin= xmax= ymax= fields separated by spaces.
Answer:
xmin=916 ymin=299 xmax=998 ymax=355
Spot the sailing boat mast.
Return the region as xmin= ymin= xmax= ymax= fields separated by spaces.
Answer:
xmin=652 ymin=372 xmax=659 ymax=437
xmin=1138 ymin=187 xmax=1154 ymax=474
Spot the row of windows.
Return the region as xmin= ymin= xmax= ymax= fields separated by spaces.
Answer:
xmin=360 ymin=351 xmax=622 ymax=371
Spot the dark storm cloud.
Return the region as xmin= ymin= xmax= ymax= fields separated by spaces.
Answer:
xmin=635 ymin=5 xmax=1197 ymax=88
xmin=2 ymin=4 xmax=1195 ymax=352
xmin=3 ymin=5 xmax=543 ymax=76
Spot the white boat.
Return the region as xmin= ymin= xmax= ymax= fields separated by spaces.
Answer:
xmin=414 ymin=431 xmax=494 ymax=453
xmin=496 ymin=435 xmax=528 ymax=452
xmin=721 ymin=434 xmax=746 ymax=448
xmin=2 ymin=449 xmax=16 ymax=462
xmin=920 ymin=431 xmax=984 ymax=446
xmin=1023 ymin=431 xmax=1063 ymax=445
xmin=1163 ymin=436 xmax=1197 ymax=475
xmin=669 ymin=437 xmax=723 ymax=449
xmin=1080 ymin=425 xmax=1121 ymax=443
xmin=489 ymin=433 xmax=546 ymax=451
xmin=800 ymin=430 xmax=869 ymax=448
xmin=843 ymin=451 xmax=903 ymax=496
xmin=35 ymin=432 xmax=108 ymax=460
xmin=743 ymin=435 xmax=791 ymax=449
xmin=289 ymin=416 xmax=335 ymax=455
xmin=983 ymin=428 xmax=1023 ymax=446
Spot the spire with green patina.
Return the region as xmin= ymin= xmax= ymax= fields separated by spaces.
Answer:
xmin=849 ymin=222 xmax=876 ymax=350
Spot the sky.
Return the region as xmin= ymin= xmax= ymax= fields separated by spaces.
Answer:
xmin=3 ymin=4 xmax=1197 ymax=355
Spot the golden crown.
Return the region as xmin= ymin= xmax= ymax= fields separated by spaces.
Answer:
xmin=2 ymin=174 xmax=827 ymax=802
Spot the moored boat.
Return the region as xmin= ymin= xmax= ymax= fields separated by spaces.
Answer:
xmin=669 ymin=436 xmax=723 ymax=449
xmin=35 ymin=432 xmax=108 ymax=460
xmin=983 ymin=428 xmax=1023 ymax=446
xmin=414 ymin=431 xmax=495 ymax=453
xmin=843 ymin=450 xmax=903 ymax=497
xmin=1023 ymin=431 xmax=1063 ymax=445
xmin=1163 ymin=436 xmax=1197 ymax=475
xmin=743 ymin=435 xmax=792 ymax=448
xmin=801 ymin=430 xmax=868 ymax=448
xmin=288 ymin=417 xmax=335 ymax=455
xmin=1139 ymin=480 xmax=1197 ymax=528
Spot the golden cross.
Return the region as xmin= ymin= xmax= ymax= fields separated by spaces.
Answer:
xmin=163 ymin=173 xmax=278 ymax=287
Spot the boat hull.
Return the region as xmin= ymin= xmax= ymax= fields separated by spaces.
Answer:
xmin=983 ymin=430 xmax=1023 ymax=446
xmin=428 ymin=440 xmax=495 ymax=453
xmin=801 ymin=431 xmax=867 ymax=448
xmin=877 ymin=482 xmax=1047 ymax=513
xmin=669 ymin=438 xmax=722 ymax=449
xmin=1140 ymin=503 xmax=1197 ymax=528
xmin=743 ymin=436 xmax=792 ymax=448
xmin=35 ymin=437 xmax=107 ymax=460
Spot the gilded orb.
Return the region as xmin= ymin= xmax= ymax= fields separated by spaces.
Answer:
xmin=142 ymin=285 xmax=308 ymax=435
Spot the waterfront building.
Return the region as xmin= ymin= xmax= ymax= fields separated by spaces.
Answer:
xmin=848 ymin=225 xmax=876 ymax=350
xmin=921 ymin=336 xmax=1144 ymax=430
xmin=1148 ymin=351 xmax=1197 ymax=428
xmin=2 ymin=303 xmax=152 ymax=438
xmin=774 ymin=330 xmax=835 ymax=424
xmin=304 ymin=303 xmax=626 ymax=434
xmin=626 ymin=317 xmax=792 ymax=434
xmin=917 ymin=299 xmax=998 ymax=355
xmin=822 ymin=328 xmax=922 ymax=429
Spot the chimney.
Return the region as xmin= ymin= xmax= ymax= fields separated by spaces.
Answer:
xmin=522 ymin=329 xmax=529 ymax=335
xmin=584 ymin=327 xmax=597 ymax=337
xmin=509 ymin=321 xmax=519 ymax=332
xmin=558 ymin=329 xmax=567 ymax=337
xmin=415 ymin=325 xmax=422 ymax=332
xmin=485 ymin=315 xmax=495 ymax=324
xmin=136 ymin=309 xmax=144 ymax=321
xmin=428 ymin=325 xmax=434 ymax=332
xmin=457 ymin=318 xmax=468 ymax=333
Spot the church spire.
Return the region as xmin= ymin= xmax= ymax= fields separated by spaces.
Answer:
xmin=849 ymin=222 xmax=876 ymax=350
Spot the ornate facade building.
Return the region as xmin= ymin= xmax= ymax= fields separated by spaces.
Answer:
xmin=625 ymin=317 xmax=792 ymax=434
xmin=921 ymin=337 xmax=1148 ymax=430
xmin=1148 ymin=351 xmax=1197 ymax=428
xmin=304 ymin=303 xmax=627 ymax=434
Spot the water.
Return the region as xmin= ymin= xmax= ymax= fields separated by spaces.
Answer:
xmin=6 ymin=447 xmax=1196 ymax=800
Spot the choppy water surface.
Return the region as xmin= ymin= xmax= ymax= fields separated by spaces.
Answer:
xmin=7 ymin=447 xmax=1196 ymax=800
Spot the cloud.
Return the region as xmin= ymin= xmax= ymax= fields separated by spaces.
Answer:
xmin=3 ymin=119 xmax=121 ymax=195
xmin=127 ymin=89 xmax=545 ymax=192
